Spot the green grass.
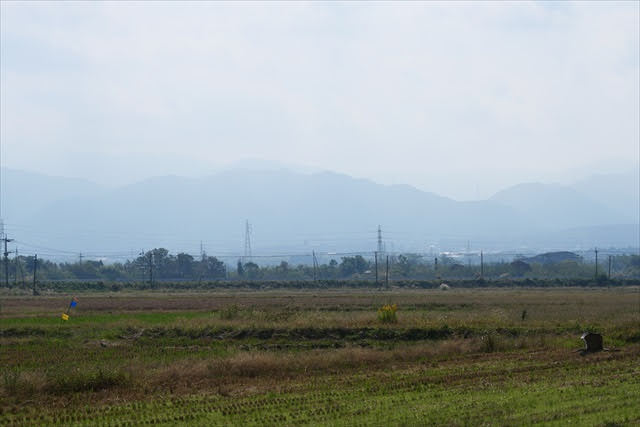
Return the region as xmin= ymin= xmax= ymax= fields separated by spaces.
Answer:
xmin=2 ymin=353 xmax=638 ymax=426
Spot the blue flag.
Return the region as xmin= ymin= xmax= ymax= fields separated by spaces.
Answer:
xmin=70 ymin=299 xmax=77 ymax=308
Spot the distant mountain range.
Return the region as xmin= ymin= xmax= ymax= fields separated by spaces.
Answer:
xmin=490 ymin=181 xmax=635 ymax=230
xmin=0 ymin=167 xmax=637 ymax=259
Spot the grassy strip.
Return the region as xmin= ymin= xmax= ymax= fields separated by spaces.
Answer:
xmin=2 ymin=349 xmax=638 ymax=425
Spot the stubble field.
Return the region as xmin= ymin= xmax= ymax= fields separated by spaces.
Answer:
xmin=1 ymin=287 xmax=639 ymax=426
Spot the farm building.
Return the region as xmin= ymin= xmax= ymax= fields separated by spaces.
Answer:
xmin=523 ymin=251 xmax=582 ymax=265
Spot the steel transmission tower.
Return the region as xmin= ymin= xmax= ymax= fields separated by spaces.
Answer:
xmin=243 ymin=220 xmax=252 ymax=262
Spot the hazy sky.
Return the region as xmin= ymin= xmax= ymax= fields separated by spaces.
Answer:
xmin=1 ymin=1 xmax=638 ymax=200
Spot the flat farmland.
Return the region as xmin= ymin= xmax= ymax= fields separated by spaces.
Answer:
xmin=1 ymin=288 xmax=639 ymax=425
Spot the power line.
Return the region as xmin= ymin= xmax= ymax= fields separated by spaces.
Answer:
xmin=6 ymin=237 xmax=637 ymax=265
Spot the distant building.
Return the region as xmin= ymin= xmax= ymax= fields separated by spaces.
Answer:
xmin=523 ymin=251 xmax=582 ymax=265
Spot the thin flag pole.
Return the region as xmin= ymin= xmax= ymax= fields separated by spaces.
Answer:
xmin=61 ymin=296 xmax=77 ymax=321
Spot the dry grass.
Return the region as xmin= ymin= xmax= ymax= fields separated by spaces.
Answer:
xmin=1 ymin=287 xmax=638 ymax=416
xmin=2 ymin=287 xmax=638 ymax=317
xmin=132 ymin=336 xmax=555 ymax=394
xmin=1 ymin=337 xmax=540 ymax=401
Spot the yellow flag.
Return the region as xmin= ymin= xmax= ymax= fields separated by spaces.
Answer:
xmin=61 ymin=313 xmax=69 ymax=321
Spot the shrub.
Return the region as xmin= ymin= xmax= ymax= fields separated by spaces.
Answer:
xmin=480 ymin=331 xmax=502 ymax=353
xmin=46 ymin=368 xmax=129 ymax=394
xmin=377 ymin=304 xmax=398 ymax=324
xmin=2 ymin=368 xmax=20 ymax=394
xmin=219 ymin=304 xmax=240 ymax=320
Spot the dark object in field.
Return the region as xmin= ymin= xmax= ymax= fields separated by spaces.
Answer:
xmin=581 ymin=332 xmax=603 ymax=352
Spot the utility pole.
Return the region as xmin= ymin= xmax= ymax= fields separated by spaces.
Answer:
xmin=78 ymin=253 xmax=83 ymax=264
xmin=32 ymin=254 xmax=38 ymax=296
xmin=374 ymin=251 xmax=379 ymax=285
xmin=480 ymin=250 xmax=484 ymax=280
xmin=149 ymin=251 xmax=154 ymax=287
xmin=385 ymin=255 xmax=389 ymax=288
xmin=140 ymin=250 xmax=153 ymax=286
xmin=14 ymin=248 xmax=18 ymax=287
xmin=608 ymin=255 xmax=612 ymax=279
xmin=595 ymin=248 xmax=598 ymax=277
xmin=2 ymin=235 xmax=14 ymax=287
xmin=312 ymin=250 xmax=318 ymax=281
xmin=18 ymin=250 xmax=25 ymax=288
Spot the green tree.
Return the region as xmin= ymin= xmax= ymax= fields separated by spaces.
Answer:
xmin=150 ymin=248 xmax=172 ymax=278
xmin=176 ymin=253 xmax=194 ymax=278
xmin=510 ymin=260 xmax=531 ymax=277
xmin=339 ymin=256 xmax=368 ymax=277
xmin=396 ymin=255 xmax=411 ymax=277
xmin=276 ymin=261 xmax=289 ymax=277
xmin=244 ymin=262 xmax=260 ymax=279
xmin=201 ymin=256 xmax=226 ymax=279
xmin=237 ymin=260 xmax=244 ymax=277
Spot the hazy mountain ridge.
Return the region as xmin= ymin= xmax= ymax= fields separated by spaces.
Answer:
xmin=0 ymin=168 xmax=103 ymax=222
xmin=570 ymin=171 xmax=639 ymax=221
xmin=1 ymin=167 xmax=637 ymax=256
xmin=489 ymin=182 xmax=632 ymax=230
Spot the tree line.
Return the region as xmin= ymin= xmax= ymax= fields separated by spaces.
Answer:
xmin=1 ymin=249 xmax=639 ymax=284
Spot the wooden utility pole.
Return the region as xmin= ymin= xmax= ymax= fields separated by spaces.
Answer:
xmin=595 ymin=248 xmax=598 ymax=277
xmin=480 ymin=251 xmax=484 ymax=280
xmin=2 ymin=235 xmax=14 ymax=287
xmin=32 ymin=254 xmax=38 ymax=296
xmin=385 ymin=255 xmax=389 ymax=288
xmin=608 ymin=255 xmax=612 ymax=279
xmin=149 ymin=252 xmax=154 ymax=287
xmin=14 ymin=248 xmax=18 ymax=287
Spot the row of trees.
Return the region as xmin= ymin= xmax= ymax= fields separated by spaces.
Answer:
xmin=1 ymin=250 xmax=638 ymax=284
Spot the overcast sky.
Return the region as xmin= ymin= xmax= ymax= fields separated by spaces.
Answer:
xmin=1 ymin=1 xmax=638 ymax=200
